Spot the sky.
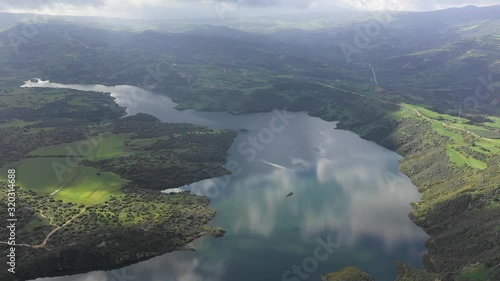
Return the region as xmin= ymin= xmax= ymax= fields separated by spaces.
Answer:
xmin=0 ymin=0 xmax=499 ymax=19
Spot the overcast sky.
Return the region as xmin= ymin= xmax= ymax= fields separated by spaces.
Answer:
xmin=1 ymin=0 xmax=499 ymax=19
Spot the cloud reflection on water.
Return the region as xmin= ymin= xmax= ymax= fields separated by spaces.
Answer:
xmin=185 ymin=115 xmax=427 ymax=252
xmin=25 ymin=81 xmax=427 ymax=281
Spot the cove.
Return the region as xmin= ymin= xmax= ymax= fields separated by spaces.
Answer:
xmin=22 ymin=80 xmax=429 ymax=281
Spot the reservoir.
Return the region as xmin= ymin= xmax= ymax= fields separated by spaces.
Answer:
xmin=23 ymin=80 xmax=428 ymax=281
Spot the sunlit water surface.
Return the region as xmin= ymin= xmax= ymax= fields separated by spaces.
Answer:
xmin=22 ymin=80 xmax=428 ymax=281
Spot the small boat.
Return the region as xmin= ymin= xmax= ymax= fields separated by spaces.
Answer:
xmin=286 ymin=192 xmax=294 ymax=198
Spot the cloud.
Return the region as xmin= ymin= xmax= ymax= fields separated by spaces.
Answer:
xmin=0 ymin=0 xmax=498 ymax=19
xmin=2 ymin=0 xmax=105 ymax=9
xmin=0 ymin=0 xmax=319 ymax=10
xmin=224 ymin=0 xmax=319 ymax=8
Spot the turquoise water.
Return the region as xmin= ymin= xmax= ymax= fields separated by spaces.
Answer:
xmin=24 ymin=81 xmax=428 ymax=281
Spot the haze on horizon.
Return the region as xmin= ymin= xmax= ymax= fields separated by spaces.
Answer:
xmin=1 ymin=0 xmax=499 ymax=20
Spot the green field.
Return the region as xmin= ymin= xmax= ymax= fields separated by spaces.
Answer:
xmin=458 ymin=265 xmax=490 ymax=281
xmin=446 ymin=146 xmax=488 ymax=170
xmin=396 ymin=104 xmax=499 ymax=171
xmin=431 ymin=122 xmax=465 ymax=144
xmin=29 ymin=133 xmax=132 ymax=160
xmin=2 ymin=132 xmax=134 ymax=204
xmin=484 ymin=116 xmax=500 ymax=129
xmin=0 ymin=88 xmax=68 ymax=108
xmin=0 ymin=157 xmax=127 ymax=204
xmin=0 ymin=119 xmax=38 ymax=128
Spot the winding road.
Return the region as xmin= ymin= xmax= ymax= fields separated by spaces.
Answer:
xmin=1 ymin=208 xmax=87 ymax=249
xmin=312 ymin=82 xmax=498 ymax=143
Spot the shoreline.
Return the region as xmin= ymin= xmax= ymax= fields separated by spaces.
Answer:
xmin=0 ymin=187 xmax=225 ymax=281
xmin=5 ymin=81 xmax=498 ymax=280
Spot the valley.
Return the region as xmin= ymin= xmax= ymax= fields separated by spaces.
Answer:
xmin=0 ymin=5 xmax=499 ymax=281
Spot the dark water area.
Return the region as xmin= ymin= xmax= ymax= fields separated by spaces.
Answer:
xmin=23 ymin=80 xmax=428 ymax=281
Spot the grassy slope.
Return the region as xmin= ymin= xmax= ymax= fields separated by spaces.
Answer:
xmin=322 ymin=267 xmax=375 ymax=281
xmin=0 ymin=87 xmax=235 ymax=281
xmin=308 ymin=84 xmax=500 ymax=280
xmin=379 ymin=103 xmax=499 ymax=280
xmin=0 ymin=158 xmax=126 ymax=205
xmin=28 ymin=133 xmax=132 ymax=159
xmin=0 ymin=12 xmax=498 ymax=280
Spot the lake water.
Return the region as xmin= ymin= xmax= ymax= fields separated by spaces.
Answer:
xmin=23 ymin=80 xmax=428 ymax=281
